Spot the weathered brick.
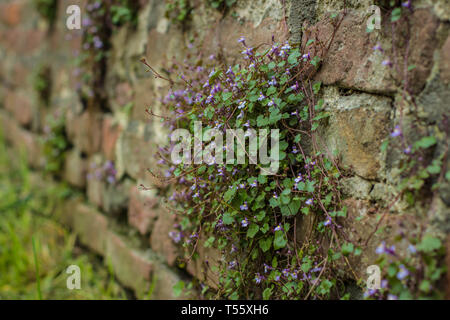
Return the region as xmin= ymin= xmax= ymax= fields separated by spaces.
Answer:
xmin=71 ymin=203 xmax=109 ymax=255
xmin=0 ymin=2 xmax=24 ymax=27
xmin=128 ymin=186 xmax=159 ymax=235
xmin=63 ymin=148 xmax=87 ymax=188
xmin=102 ymin=115 xmax=122 ymax=161
xmin=105 ymin=232 xmax=153 ymax=297
xmin=67 ymin=109 xmax=103 ymax=155
xmin=149 ymin=208 xmax=179 ymax=267
xmin=4 ymin=90 xmax=33 ymax=126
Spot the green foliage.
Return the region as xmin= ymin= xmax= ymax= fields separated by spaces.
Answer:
xmin=165 ymin=0 xmax=193 ymax=25
xmin=42 ymin=115 xmax=69 ymax=175
xmin=0 ymin=131 xmax=127 ymax=299
xmin=152 ymin=32 xmax=360 ymax=299
xmin=111 ymin=0 xmax=139 ymax=27
xmin=33 ymin=0 xmax=58 ymax=26
xmin=33 ymin=65 xmax=52 ymax=106
xmin=207 ymin=0 xmax=236 ymax=11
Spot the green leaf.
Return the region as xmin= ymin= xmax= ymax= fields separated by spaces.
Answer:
xmin=391 ymin=7 xmax=402 ymax=22
xmin=222 ymin=91 xmax=233 ymax=101
xmin=414 ymin=136 xmax=436 ymax=150
xmin=263 ymin=287 xmax=273 ymax=300
xmin=280 ymin=199 xmax=301 ymax=216
xmin=173 ymin=280 xmax=185 ymax=297
xmin=341 ymin=243 xmax=354 ymax=256
xmin=224 ymin=187 xmax=236 ymax=202
xmin=222 ymin=212 xmax=234 ymax=225
xmin=247 ymin=224 xmax=260 ymax=238
xmin=273 ymin=230 xmax=287 ymax=250
xmin=417 ymin=236 xmax=442 ymax=253
xmin=288 ymin=49 xmax=301 ymax=64
xmin=259 ymin=237 xmax=272 ymax=252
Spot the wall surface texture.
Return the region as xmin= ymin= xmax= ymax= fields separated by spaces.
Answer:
xmin=0 ymin=0 xmax=449 ymax=299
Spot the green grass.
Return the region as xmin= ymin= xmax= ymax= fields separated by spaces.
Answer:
xmin=0 ymin=130 xmax=129 ymax=300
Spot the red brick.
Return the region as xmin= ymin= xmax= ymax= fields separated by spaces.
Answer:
xmin=0 ymin=2 xmax=24 ymax=27
xmin=102 ymin=116 xmax=122 ymax=161
xmin=4 ymin=90 xmax=33 ymax=126
xmin=128 ymin=186 xmax=158 ymax=235
xmin=72 ymin=203 xmax=109 ymax=255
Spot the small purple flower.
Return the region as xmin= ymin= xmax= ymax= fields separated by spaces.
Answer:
xmin=238 ymin=36 xmax=246 ymax=46
xmin=281 ymin=42 xmax=291 ymax=51
xmin=258 ymin=92 xmax=266 ymax=101
xmin=240 ymin=202 xmax=248 ymax=211
xmin=263 ymin=263 xmax=272 ymax=273
xmin=268 ymin=77 xmax=277 ymax=86
xmin=274 ymin=274 xmax=280 ymax=281
xmin=390 ymin=125 xmax=402 ymax=137
xmin=305 ymin=198 xmax=313 ymax=206
xmin=408 ymin=244 xmax=417 ymax=254
xmin=242 ymin=47 xmax=253 ymax=57
xmin=402 ymin=1 xmax=412 ymax=9
xmin=268 ymin=99 xmax=275 ymax=107
xmin=255 ymin=273 xmax=264 ymax=284
xmin=404 ymin=145 xmax=412 ymax=154
xmin=387 ymin=294 xmax=398 ymax=300
xmin=228 ymin=261 xmax=237 ymax=269
xmin=294 ymin=174 xmax=303 ymax=183
xmin=274 ymin=224 xmax=282 ymax=232
xmin=241 ymin=217 xmax=249 ymax=227
xmin=397 ymin=265 xmax=409 ymax=280
xmin=282 ymin=268 xmax=290 ymax=278
xmin=382 ymin=59 xmax=393 ymax=67
xmin=324 ymin=217 xmax=332 ymax=226
xmin=168 ymin=231 xmax=182 ymax=243
xmin=373 ymin=43 xmax=383 ymax=52
xmin=250 ymin=181 xmax=257 ymax=187
xmin=292 ymin=146 xmax=299 ymax=154
xmin=375 ymin=241 xmax=386 ymax=255
xmin=290 ymin=82 xmax=299 ymax=91
xmin=238 ymin=101 xmax=246 ymax=109
xmin=302 ymin=52 xmax=311 ymax=60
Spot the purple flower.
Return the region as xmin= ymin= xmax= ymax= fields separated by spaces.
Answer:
xmin=397 ymin=265 xmax=409 ymax=280
xmin=281 ymin=42 xmax=291 ymax=51
xmin=387 ymin=294 xmax=398 ymax=300
xmin=168 ymin=231 xmax=182 ymax=243
xmin=274 ymin=274 xmax=280 ymax=281
xmin=282 ymin=268 xmax=290 ymax=277
xmin=268 ymin=99 xmax=275 ymax=107
xmin=302 ymin=52 xmax=311 ymax=60
xmin=268 ymin=77 xmax=277 ymax=86
xmin=382 ymin=59 xmax=393 ymax=67
xmin=294 ymin=174 xmax=303 ymax=183
xmin=274 ymin=224 xmax=282 ymax=232
xmin=324 ymin=217 xmax=332 ymax=226
xmin=238 ymin=101 xmax=246 ymax=109
xmin=305 ymin=198 xmax=313 ymax=206
xmin=241 ymin=217 xmax=249 ymax=227
xmin=249 ymin=181 xmax=257 ymax=187
xmin=404 ymin=145 xmax=412 ymax=154
xmin=242 ymin=47 xmax=253 ymax=57
xmin=263 ymin=263 xmax=272 ymax=273
xmin=254 ymin=273 xmax=264 ymax=284
xmin=290 ymin=82 xmax=299 ymax=91
xmin=258 ymin=92 xmax=266 ymax=101
xmin=292 ymin=146 xmax=299 ymax=154
xmin=408 ymin=244 xmax=417 ymax=254
xmin=240 ymin=202 xmax=248 ymax=211
xmin=402 ymin=1 xmax=412 ymax=9
xmin=228 ymin=261 xmax=237 ymax=269
xmin=390 ymin=125 xmax=402 ymax=137
xmin=373 ymin=43 xmax=383 ymax=52
xmin=238 ymin=36 xmax=246 ymax=46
